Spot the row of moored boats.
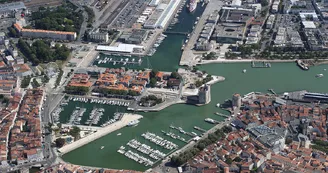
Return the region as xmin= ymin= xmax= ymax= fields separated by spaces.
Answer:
xmin=69 ymin=97 xmax=131 ymax=107
xmin=141 ymin=132 xmax=178 ymax=150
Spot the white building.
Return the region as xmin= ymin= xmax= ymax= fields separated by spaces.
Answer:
xmin=88 ymin=29 xmax=109 ymax=43
xmin=96 ymin=44 xmax=144 ymax=53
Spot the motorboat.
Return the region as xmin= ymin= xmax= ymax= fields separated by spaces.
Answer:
xmin=100 ymin=146 xmax=104 ymax=149
xmin=316 ymin=74 xmax=324 ymax=78
xmin=117 ymin=133 xmax=122 ymax=136
xmin=216 ymin=103 xmax=220 ymax=107
xmin=242 ymin=69 xmax=246 ymax=73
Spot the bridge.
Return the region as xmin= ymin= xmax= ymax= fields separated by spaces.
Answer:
xmin=163 ymin=31 xmax=189 ymax=36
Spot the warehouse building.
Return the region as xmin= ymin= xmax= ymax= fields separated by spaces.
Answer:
xmin=118 ymin=29 xmax=148 ymax=44
xmin=214 ymin=23 xmax=246 ymax=44
xmin=144 ymin=0 xmax=182 ymax=29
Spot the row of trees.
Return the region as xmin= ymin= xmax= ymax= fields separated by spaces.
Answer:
xmin=311 ymin=139 xmax=328 ymax=153
xmin=65 ymin=86 xmax=89 ymax=95
xmin=31 ymin=5 xmax=83 ymax=33
xmin=83 ymin=6 xmax=95 ymax=27
xmin=139 ymin=95 xmax=163 ymax=106
xmin=195 ymin=74 xmax=213 ymax=87
xmin=93 ymin=87 xmax=140 ymax=96
xmin=17 ymin=39 xmax=70 ymax=65
xmin=171 ymin=126 xmax=232 ymax=166
xmin=21 ymin=75 xmax=32 ymax=88
xmin=55 ymin=69 xmax=64 ymax=88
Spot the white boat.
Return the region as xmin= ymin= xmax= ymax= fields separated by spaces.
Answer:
xmin=324 ymin=69 xmax=327 ymax=71
xmin=127 ymin=120 xmax=140 ymax=127
xmin=316 ymin=74 xmax=324 ymax=78
xmin=242 ymin=69 xmax=246 ymax=73
xmin=125 ymin=58 xmax=129 ymax=61
xmin=100 ymin=146 xmax=104 ymax=149
xmin=132 ymin=58 xmax=135 ymax=62
xmin=113 ymin=61 xmax=116 ymax=65
xmin=117 ymin=133 xmax=122 ymax=136
xmin=216 ymin=103 xmax=220 ymax=107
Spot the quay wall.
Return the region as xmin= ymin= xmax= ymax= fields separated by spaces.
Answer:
xmin=196 ymin=59 xmax=328 ymax=65
xmin=58 ymin=113 xmax=143 ymax=154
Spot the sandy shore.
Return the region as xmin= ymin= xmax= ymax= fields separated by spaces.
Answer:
xmin=58 ymin=113 xmax=143 ymax=154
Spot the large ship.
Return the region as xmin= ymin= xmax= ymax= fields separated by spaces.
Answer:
xmin=127 ymin=120 xmax=140 ymax=127
xmin=296 ymin=60 xmax=309 ymax=70
xmin=188 ymin=0 xmax=197 ymax=12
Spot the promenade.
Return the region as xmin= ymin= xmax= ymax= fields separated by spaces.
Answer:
xmin=58 ymin=113 xmax=143 ymax=154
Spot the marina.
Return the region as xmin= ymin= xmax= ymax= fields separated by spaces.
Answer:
xmin=61 ymin=0 xmax=328 ymax=170
xmin=68 ymin=107 xmax=86 ymax=125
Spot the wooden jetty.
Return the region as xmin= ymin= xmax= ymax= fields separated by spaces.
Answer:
xmin=214 ymin=112 xmax=230 ymax=118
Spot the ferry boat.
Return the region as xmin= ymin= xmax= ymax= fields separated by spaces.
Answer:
xmin=188 ymin=0 xmax=197 ymax=12
xmin=296 ymin=60 xmax=309 ymax=70
xmin=316 ymin=74 xmax=324 ymax=78
xmin=127 ymin=120 xmax=140 ymax=127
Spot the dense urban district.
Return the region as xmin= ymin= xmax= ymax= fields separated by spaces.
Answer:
xmin=0 ymin=0 xmax=326 ymax=172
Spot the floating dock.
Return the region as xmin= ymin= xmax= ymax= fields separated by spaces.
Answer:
xmin=214 ymin=112 xmax=230 ymax=118
xmin=194 ymin=126 xmax=206 ymax=133
xmin=251 ymin=61 xmax=271 ymax=68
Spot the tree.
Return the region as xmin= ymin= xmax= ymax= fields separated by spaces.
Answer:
xmin=261 ymin=0 xmax=268 ymax=6
xmin=195 ymin=80 xmax=203 ymax=87
xmin=32 ymin=78 xmax=40 ymax=88
xmin=170 ymin=72 xmax=180 ymax=79
xmin=150 ymin=69 xmax=158 ymax=78
xmin=57 ymin=123 xmax=62 ymax=129
xmin=226 ymin=157 xmax=233 ymax=164
xmin=55 ymin=138 xmax=65 ymax=148
xmin=69 ymin=126 xmax=81 ymax=140
xmin=149 ymin=78 xmax=157 ymax=88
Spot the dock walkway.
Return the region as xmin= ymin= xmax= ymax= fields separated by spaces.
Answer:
xmin=58 ymin=113 xmax=143 ymax=154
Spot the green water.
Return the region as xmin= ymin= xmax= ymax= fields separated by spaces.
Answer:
xmin=61 ymin=3 xmax=328 ymax=171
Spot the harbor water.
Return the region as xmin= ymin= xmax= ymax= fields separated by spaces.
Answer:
xmin=62 ymin=2 xmax=328 ymax=171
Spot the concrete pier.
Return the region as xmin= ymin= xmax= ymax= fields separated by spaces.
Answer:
xmin=58 ymin=113 xmax=143 ymax=154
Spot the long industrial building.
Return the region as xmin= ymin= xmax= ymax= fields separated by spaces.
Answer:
xmin=144 ymin=0 xmax=182 ymax=29
xmin=14 ymin=23 xmax=76 ymax=41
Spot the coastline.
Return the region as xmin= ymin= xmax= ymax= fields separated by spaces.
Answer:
xmin=193 ymin=59 xmax=328 ymax=65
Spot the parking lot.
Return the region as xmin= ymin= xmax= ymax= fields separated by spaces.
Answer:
xmin=110 ymin=0 xmax=150 ymax=29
